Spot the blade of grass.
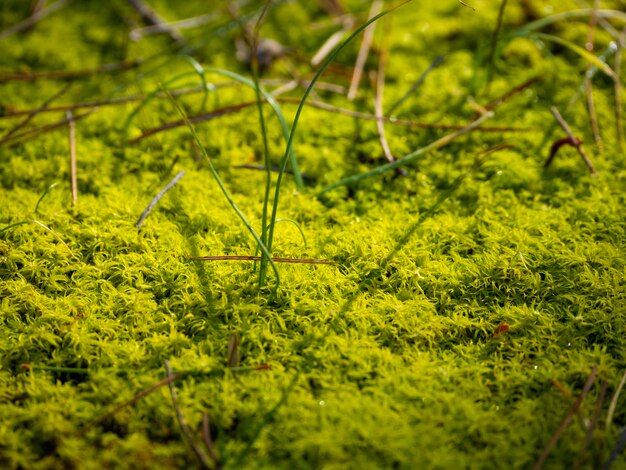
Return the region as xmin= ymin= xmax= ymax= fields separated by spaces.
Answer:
xmin=66 ymin=111 xmax=77 ymax=206
xmin=606 ymin=369 xmax=626 ymax=431
xmin=191 ymin=255 xmax=333 ymax=265
xmin=265 ymin=0 xmax=413 ymax=281
xmin=123 ymin=57 xmax=214 ymax=135
xmin=34 ymin=183 xmax=59 ymax=214
xmin=530 ymin=32 xmax=617 ymax=80
xmin=0 ymin=0 xmax=72 ymax=40
xmin=516 ymin=9 xmax=626 ymax=34
xmin=0 ymin=219 xmax=72 ymax=254
xmin=163 ymin=88 xmax=280 ymax=290
xmin=318 ymin=110 xmax=493 ymax=194
xmin=387 ymin=54 xmax=444 ymax=116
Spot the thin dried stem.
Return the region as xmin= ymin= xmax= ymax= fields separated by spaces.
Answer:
xmin=615 ymin=28 xmax=626 ymax=146
xmin=0 ymin=60 xmax=141 ymax=84
xmin=374 ymin=17 xmax=399 ymax=169
xmin=0 ymin=0 xmax=71 ymax=40
xmin=482 ymin=75 xmax=543 ymax=113
xmin=347 ymin=0 xmax=383 ymax=100
xmin=126 ymin=0 xmax=185 ymax=45
xmin=311 ymin=17 xmax=355 ymax=66
xmin=486 ymin=0 xmax=508 ymax=86
xmin=549 ymin=106 xmax=598 ymax=176
xmin=532 ymin=366 xmax=598 ymax=470
xmin=387 ymin=54 xmax=445 ymax=116
xmin=0 ymin=84 xmax=70 ymax=144
xmin=202 ymin=413 xmax=221 ymax=469
xmin=67 ymin=111 xmax=77 ymax=206
xmin=191 ymin=255 xmax=334 ymax=265
xmin=165 ymin=361 xmax=211 ymax=469
xmin=574 ymin=380 xmax=607 ymax=470
xmin=606 ymin=369 xmax=626 ymax=431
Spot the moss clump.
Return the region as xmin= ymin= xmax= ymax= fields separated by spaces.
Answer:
xmin=1 ymin=0 xmax=626 ymax=468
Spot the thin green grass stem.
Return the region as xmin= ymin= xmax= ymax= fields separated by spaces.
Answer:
xmin=164 ymin=89 xmax=280 ymax=290
xmin=266 ymin=0 xmax=413 ymax=259
xmin=319 ymin=111 xmax=493 ymax=195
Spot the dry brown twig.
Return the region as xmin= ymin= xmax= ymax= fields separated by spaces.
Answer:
xmin=0 ymin=84 xmax=70 ymax=144
xmin=547 ymin=106 xmax=598 ymax=177
xmin=347 ymin=0 xmax=383 ymax=100
xmin=67 ymin=111 xmax=77 ymax=206
xmin=164 ymin=361 xmax=211 ymax=469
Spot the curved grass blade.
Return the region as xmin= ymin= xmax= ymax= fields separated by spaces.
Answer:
xmin=163 ymin=88 xmax=280 ymax=290
xmin=261 ymin=0 xmax=413 ymax=285
xmin=516 ymin=9 xmax=626 ymax=34
xmin=203 ymin=67 xmax=303 ymax=189
xmin=318 ymin=111 xmax=493 ymax=195
xmin=34 ymin=182 xmax=59 ymax=214
xmin=0 ymin=219 xmax=72 ymax=254
xmin=532 ymin=32 xmax=617 ymax=80
xmin=123 ymin=55 xmax=215 ymax=135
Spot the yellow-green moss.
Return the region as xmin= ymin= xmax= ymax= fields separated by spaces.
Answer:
xmin=1 ymin=0 xmax=626 ymax=468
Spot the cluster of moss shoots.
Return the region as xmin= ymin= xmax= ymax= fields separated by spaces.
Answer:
xmin=1 ymin=0 xmax=626 ymax=468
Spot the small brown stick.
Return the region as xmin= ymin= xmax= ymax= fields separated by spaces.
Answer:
xmin=584 ymin=0 xmax=603 ymax=149
xmin=165 ymin=361 xmax=211 ymax=469
xmin=202 ymin=413 xmax=221 ymax=469
xmin=227 ymin=333 xmax=240 ymax=368
xmin=3 ymin=109 xmax=95 ymax=148
xmin=126 ymin=0 xmax=185 ymax=45
xmin=606 ymin=369 xmax=626 ymax=431
xmin=532 ymin=366 xmax=598 ymax=470
xmin=347 ymin=0 xmax=383 ymax=100
xmin=0 ymin=0 xmax=71 ymax=40
xmin=67 ymin=111 xmax=77 ymax=206
xmin=132 ymin=96 xmax=528 ymax=143
xmin=311 ymin=16 xmax=354 ymax=66
xmin=574 ymin=379 xmax=607 ymax=469
xmin=482 ymin=75 xmax=543 ymax=113
xmin=387 ymin=54 xmax=445 ymax=116
xmin=548 ymin=106 xmax=598 ymax=176
xmin=0 ymin=84 xmax=70 ymax=144
xmin=374 ymin=17 xmax=399 ymax=169
xmin=191 ymin=255 xmax=334 ymax=265
xmin=130 ymin=13 xmax=216 ymax=41
xmin=0 ymin=59 xmax=141 ymax=84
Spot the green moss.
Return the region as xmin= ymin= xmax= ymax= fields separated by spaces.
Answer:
xmin=1 ymin=0 xmax=626 ymax=468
